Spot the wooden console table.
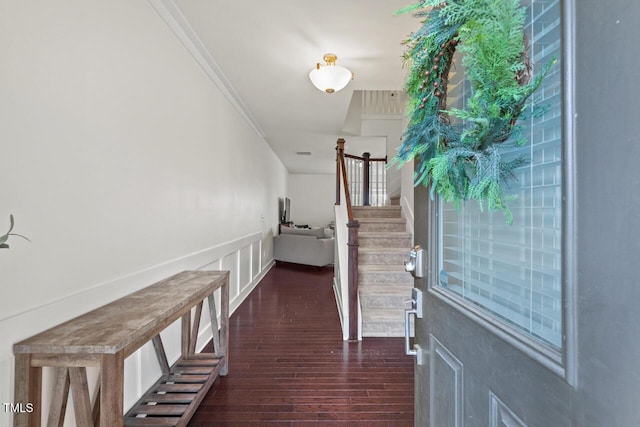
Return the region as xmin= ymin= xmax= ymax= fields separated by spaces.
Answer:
xmin=13 ymin=270 xmax=229 ymax=427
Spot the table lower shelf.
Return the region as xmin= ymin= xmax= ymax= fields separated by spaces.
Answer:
xmin=124 ymin=353 xmax=224 ymax=427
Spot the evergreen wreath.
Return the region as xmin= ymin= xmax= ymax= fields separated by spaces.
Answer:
xmin=393 ymin=0 xmax=556 ymax=223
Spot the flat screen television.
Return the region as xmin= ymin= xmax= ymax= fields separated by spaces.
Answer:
xmin=278 ymin=197 xmax=291 ymax=224
xmin=284 ymin=197 xmax=291 ymax=223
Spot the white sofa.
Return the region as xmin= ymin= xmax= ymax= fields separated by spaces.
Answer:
xmin=273 ymin=226 xmax=334 ymax=267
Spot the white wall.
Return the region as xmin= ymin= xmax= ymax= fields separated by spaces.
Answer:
xmin=288 ymin=174 xmax=335 ymax=228
xmin=0 ymin=2 xmax=287 ymax=425
xmin=397 ymin=114 xmax=414 ymax=235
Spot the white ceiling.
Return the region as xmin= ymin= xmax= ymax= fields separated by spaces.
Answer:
xmin=172 ymin=0 xmax=419 ymax=174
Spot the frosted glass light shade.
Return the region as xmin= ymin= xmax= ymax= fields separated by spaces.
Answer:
xmin=309 ymin=64 xmax=353 ymax=93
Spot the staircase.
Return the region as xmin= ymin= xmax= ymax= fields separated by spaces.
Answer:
xmin=353 ymin=205 xmax=413 ymax=337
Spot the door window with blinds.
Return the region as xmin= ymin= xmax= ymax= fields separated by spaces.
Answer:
xmin=437 ymin=0 xmax=563 ymax=349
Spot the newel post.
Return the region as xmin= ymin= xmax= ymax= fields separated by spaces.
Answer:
xmin=336 ymin=138 xmax=345 ymax=205
xmin=362 ymin=152 xmax=371 ymax=206
xmin=347 ymin=220 xmax=360 ymax=341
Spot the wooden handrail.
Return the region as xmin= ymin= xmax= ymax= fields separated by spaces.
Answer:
xmin=335 ymin=138 xmax=356 ymax=219
xmin=340 ymin=152 xmax=355 ymax=221
xmin=344 ymin=153 xmax=387 ymax=163
xmin=369 ymin=156 xmax=388 ymax=162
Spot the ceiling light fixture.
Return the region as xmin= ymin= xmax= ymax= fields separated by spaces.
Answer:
xmin=309 ymin=53 xmax=354 ymax=94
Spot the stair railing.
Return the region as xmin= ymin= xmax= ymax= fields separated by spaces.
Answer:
xmin=334 ymin=138 xmax=360 ymax=341
xmin=343 ymin=152 xmax=388 ymax=206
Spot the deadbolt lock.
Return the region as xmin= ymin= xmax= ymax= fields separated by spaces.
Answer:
xmin=404 ymin=245 xmax=425 ymax=278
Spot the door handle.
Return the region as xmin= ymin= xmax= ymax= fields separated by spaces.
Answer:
xmin=405 ymin=288 xmax=423 ymax=364
xmin=405 ymin=308 xmax=424 ymax=365
xmin=405 ymin=308 xmax=418 ymax=356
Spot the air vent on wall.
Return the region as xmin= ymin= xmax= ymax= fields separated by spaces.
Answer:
xmin=296 ymin=151 xmax=312 ymax=156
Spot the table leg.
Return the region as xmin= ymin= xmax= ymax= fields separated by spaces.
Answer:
xmin=13 ymin=354 xmax=41 ymax=427
xmin=69 ymin=368 xmax=93 ymax=426
xmin=47 ymin=368 xmax=70 ymax=427
xmin=206 ymin=294 xmax=220 ymax=355
xmin=189 ymin=302 xmax=203 ymax=355
xmin=220 ymin=279 xmax=229 ymax=376
xmin=181 ymin=312 xmax=191 ymax=357
xmin=100 ymin=352 xmax=124 ymax=427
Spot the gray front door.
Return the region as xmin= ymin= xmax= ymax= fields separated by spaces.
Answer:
xmin=410 ymin=1 xmax=640 ymax=426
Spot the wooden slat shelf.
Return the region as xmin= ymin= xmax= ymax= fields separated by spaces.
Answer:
xmin=144 ymin=394 xmax=195 ymax=404
xmin=125 ymin=353 xmax=224 ymax=427
xmin=13 ymin=270 xmax=230 ymax=427
xmin=172 ymin=366 xmax=215 ymax=375
xmin=164 ymin=374 xmax=209 ymax=383
xmin=156 ymin=383 xmax=203 ymax=393
xmin=144 ymin=394 xmax=194 ymax=403
xmin=178 ymin=358 xmax=220 ymax=366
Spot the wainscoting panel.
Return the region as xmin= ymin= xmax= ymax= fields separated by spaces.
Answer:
xmin=430 ymin=335 xmax=464 ymax=427
xmin=222 ymin=252 xmax=239 ymax=298
xmin=252 ymin=241 xmax=261 ymax=280
xmin=490 ymin=392 xmax=527 ymax=427
xmin=239 ymin=245 xmax=251 ymax=291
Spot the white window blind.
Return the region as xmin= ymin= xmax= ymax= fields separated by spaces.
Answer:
xmin=438 ymin=0 xmax=563 ymax=349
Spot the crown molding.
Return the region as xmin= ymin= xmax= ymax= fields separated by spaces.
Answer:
xmin=147 ymin=0 xmax=266 ymax=139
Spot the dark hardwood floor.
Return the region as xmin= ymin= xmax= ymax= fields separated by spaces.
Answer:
xmin=188 ymin=262 xmax=414 ymax=426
